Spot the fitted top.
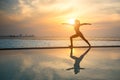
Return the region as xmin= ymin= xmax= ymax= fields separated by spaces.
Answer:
xmin=74 ymin=23 xmax=81 ymax=34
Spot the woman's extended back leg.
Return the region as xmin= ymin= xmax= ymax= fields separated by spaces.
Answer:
xmin=79 ymin=32 xmax=91 ymax=47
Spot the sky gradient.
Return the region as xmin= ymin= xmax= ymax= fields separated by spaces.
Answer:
xmin=0 ymin=0 xmax=120 ymax=38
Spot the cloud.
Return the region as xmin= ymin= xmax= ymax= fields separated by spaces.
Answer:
xmin=0 ymin=0 xmax=19 ymax=13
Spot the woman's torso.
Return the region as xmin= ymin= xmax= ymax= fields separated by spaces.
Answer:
xmin=74 ymin=24 xmax=81 ymax=34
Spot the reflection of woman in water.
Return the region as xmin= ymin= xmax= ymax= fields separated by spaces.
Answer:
xmin=63 ymin=19 xmax=91 ymax=48
xmin=66 ymin=47 xmax=91 ymax=74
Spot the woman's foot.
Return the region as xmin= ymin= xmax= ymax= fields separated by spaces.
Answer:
xmin=89 ymin=44 xmax=91 ymax=48
xmin=69 ymin=45 xmax=73 ymax=48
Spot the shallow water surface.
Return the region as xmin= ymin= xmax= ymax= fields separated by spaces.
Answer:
xmin=0 ymin=48 xmax=120 ymax=80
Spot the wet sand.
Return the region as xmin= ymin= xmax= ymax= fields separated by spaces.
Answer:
xmin=0 ymin=48 xmax=120 ymax=80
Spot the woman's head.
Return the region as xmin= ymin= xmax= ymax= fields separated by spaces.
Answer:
xmin=75 ymin=19 xmax=80 ymax=24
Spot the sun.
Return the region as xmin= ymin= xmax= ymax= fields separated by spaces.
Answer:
xmin=68 ymin=18 xmax=75 ymax=25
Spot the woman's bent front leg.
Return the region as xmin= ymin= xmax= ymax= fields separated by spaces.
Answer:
xmin=70 ymin=34 xmax=79 ymax=47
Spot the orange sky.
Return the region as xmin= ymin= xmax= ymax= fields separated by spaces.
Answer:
xmin=0 ymin=0 xmax=120 ymax=38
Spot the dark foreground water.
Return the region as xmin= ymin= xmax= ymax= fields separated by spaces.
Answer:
xmin=0 ymin=48 xmax=120 ymax=80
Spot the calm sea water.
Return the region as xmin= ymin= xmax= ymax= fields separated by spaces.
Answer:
xmin=0 ymin=39 xmax=120 ymax=48
xmin=0 ymin=38 xmax=120 ymax=80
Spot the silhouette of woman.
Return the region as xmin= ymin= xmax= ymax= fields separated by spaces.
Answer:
xmin=66 ymin=47 xmax=91 ymax=74
xmin=63 ymin=19 xmax=91 ymax=48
